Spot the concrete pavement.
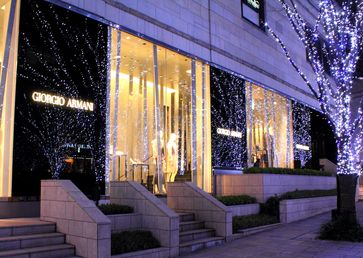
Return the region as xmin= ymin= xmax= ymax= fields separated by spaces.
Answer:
xmin=183 ymin=202 xmax=363 ymax=258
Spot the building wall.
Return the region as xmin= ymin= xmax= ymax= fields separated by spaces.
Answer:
xmin=56 ymin=0 xmax=320 ymax=109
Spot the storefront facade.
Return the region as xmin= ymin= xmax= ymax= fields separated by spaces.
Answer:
xmin=0 ymin=0 xmax=337 ymax=198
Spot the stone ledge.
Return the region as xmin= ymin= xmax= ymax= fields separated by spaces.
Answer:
xmin=227 ymin=203 xmax=260 ymax=217
xmin=232 ymin=223 xmax=282 ymax=240
xmin=279 ymin=196 xmax=336 ymax=223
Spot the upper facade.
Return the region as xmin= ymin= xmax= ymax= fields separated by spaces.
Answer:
xmin=57 ymin=0 xmax=319 ymax=108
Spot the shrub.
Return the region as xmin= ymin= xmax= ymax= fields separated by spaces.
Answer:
xmin=98 ymin=203 xmax=133 ymax=215
xmin=233 ymin=214 xmax=279 ymax=233
xmin=260 ymin=196 xmax=280 ymax=218
xmin=280 ymin=189 xmax=336 ymax=200
xmin=216 ymin=195 xmax=257 ymax=206
xmin=111 ymin=231 xmax=160 ymax=255
xmin=244 ymin=167 xmax=334 ymax=177
xmin=319 ymin=218 xmax=363 ymax=242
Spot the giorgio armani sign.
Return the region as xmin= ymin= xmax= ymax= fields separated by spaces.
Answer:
xmin=31 ymin=91 xmax=94 ymax=111
xmin=12 ymin=0 xmax=107 ymax=197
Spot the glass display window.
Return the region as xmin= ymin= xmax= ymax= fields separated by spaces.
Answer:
xmin=107 ymin=30 xmax=211 ymax=194
xmin=0 ymin=0 xmax=20 ymax=197
xmin=246 ymin=82 xmax=293 ymax=168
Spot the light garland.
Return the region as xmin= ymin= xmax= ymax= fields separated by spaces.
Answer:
xmin=210 ymin=67 xmax=247 ymax=169
xmin=266 ymin=0 xmax=363 ymax=175
xmin=292 ymin=101 xmax=312 ymax=168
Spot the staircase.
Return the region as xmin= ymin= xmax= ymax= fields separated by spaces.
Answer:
xmin=0 ymin=218 xmax=78 ymax=258
xmin=178 ymin=212 xmax=224 ymax=255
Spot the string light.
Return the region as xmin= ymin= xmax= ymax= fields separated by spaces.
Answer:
xmin=15 ymin=1 xmax=107 ymax=182
xmin=211 ymin=67 xmax=247 ymax=169
xmin=266 ymin=0 xmax=363 ymax=175
xmin=292 ymin=101 xmax=312 ymax=167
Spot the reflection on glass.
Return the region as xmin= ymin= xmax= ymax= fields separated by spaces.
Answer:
xmin=0 ymin=0 xmax=20 ymax=197
xmin=107 ymin=30 xmax=211 ymax=193
xmin=246 ymin=82 xmax=293 ymax=168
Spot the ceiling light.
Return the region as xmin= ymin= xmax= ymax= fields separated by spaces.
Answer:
xmin=1 ymin=5 xmax=5 ymax=10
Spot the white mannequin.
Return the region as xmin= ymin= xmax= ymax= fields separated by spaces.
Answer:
xmin=166 ymin=133 xmax=178 ymax=182
xmin=151 ymin=131 xmax=165 ymax=193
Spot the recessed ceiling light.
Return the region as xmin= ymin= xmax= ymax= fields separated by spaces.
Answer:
xmin=186 ymin=70 xmax=191 ymax=74
xmin=1 ymin=5 xmax=5 ymax=10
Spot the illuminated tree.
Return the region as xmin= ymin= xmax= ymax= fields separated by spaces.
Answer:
xmin=266 ymin=0 xmax=363 ymax=222
xmin=12 ymin=1 xmax=107 ymax=197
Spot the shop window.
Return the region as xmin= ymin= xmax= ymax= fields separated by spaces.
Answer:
xmin=0 ymin=0 xmax=20 ymax=198
xmin=107 ymin=30 xmax=211 ymax=194
xmin=241 ymin=0 xmax=265 ymax=28
xmin=246 ymin=82 xmax=293 ymax=168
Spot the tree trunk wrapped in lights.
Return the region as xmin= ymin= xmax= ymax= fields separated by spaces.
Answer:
xmin=266 ymin=0 xmax=363 ymax=223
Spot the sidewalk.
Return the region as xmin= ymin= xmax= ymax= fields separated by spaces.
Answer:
xmin=183 ymin=202 xmax=363 ymax=258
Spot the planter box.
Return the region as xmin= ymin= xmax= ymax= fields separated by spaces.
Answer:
xmin=227 ymin=203 xmax=259 ymax=217
xmin=108 ymin=213 xmax=142 ymax=232
xmin=215 ymin=174 xmax=336 ymax=202
xmin=112 ymin=247 xmax=170 ymax=258
xmin=279 ymin=196 xmax=336 ymax=223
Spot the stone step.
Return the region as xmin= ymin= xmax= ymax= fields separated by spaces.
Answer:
xmin=180 ymin=228 xmax=215 ymax=243
xmin=178 ymin=212 xmax=195 ymax=222
xmin=0 ymin=232 xmax=65 ymax=251
xmin=0 ymin=219 xmax=56 ymax=237
xmin=179 ymin=236 xmax=225 ymax=255
xmin=179 ymin=221 xmax=204 ymax=232
xmin=0 ymin=244 xmax=75 ymax=258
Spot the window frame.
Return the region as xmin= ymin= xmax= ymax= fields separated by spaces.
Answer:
xmin=241 ymin=0 xmax=265 ymax=30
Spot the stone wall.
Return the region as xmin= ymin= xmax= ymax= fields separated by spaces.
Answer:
xmin=0 ymin=201 xmax=39 ymax=218
xmin=227 ymin=203 xmax=259 ymax=217
xmin=215 ymin=174 xmax=336 ymax=202
xmin=279 ymin=196 xmax=336 ymax=223
xmin=167 ymin=182 xmax=232 ymax=240
xmin=40 ymin=180 xmax=111 ymax=258
xmin=108 ymin=213 xmax=142 ymax=232
xmin=110 ymin=181 xmax=179 ymax=257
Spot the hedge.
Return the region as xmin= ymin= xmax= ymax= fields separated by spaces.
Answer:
xmin=216 ymin=195 xmax=257 ymax=206
xmin=280 ymin=189 xmax=337 ymax=200
xmin=244 ymin=167 xmax=334 ymax=177
xmin=233 ymin=214 xmax=279 ymax=233
xmin=111 ymin=231 xmax=160 ymax=255
xmin=98 ymin=203 xmax=134 ymax=215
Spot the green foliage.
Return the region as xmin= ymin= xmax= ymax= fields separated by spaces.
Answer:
xmin=280 ymin=189 xmax=337 ymax=200
xmin=260 ymin=196 xmax=281 ymax=218
xmin=244 ymin=167 xmax=334 ymax=177
xmin=319 ymin=218 xmax=363 ymax=242
xmin=98 ymin=203 xmax=134 ymax=215
xmin=216 ymin=195 xmax=257 ymax=206
xmin=111 ymin=231 xmax=160 ymax=255
xmin=232 ymin=214 xmax=279 ymax=233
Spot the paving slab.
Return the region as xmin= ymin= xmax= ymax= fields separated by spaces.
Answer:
xmin=182 ymin=202 xmax=363 ymax=258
